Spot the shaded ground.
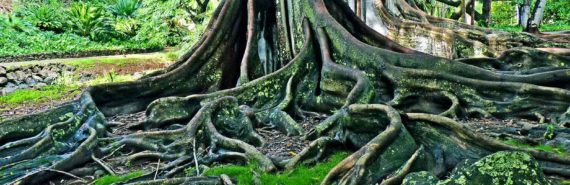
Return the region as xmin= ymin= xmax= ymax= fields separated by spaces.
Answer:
xmin=256 ymin=116 xmax=321 ymax=159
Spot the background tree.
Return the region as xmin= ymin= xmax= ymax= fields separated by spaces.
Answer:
xmin=525 ymin=0 xmax=546 ymax=33
xmin=482 ymin=0 xmax=491 ymax=26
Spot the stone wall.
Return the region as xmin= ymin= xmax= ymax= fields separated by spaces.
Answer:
xmin=0 ymin=48 xmax=160 ymax=63
xmin=0 ymin=64 xmax=75 ymax=95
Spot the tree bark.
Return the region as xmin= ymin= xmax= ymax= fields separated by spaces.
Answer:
xmin=520 ymin=0 xmax=531 ymax=30
xmin=525 ymin=0 xmax=547 ymax=33
xmin=482 ymin=0 xmax=491 ymax=27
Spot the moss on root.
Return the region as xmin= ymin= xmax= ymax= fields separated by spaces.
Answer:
xmin=403 ymin=151 xmax=550 ymax=185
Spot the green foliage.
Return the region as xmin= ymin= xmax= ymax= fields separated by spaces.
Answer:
xmin=0 ymin=0 xmax=217 ymax=57
xmin=93 ymin=170 xmax=144 ymax=185
xmin=491 ymin=0 xmax=570 ymax=31
xmin=414 ymin=0 xmax=454 ymax=18
xmin=67 ymin=3 xmax=112 ymax=40
xmin=113 ymin=17 xmax=140 ymax=38
xmin=200 ymin=152 xmax=350 ymax=185
xmin=18 ymin=0 xmax=66 ymax=32
xmin=491 ymin=25 xmax=522 ymax=32
xmin=165 ymin=51 xmax=179 ymax=61
xmin=108 ymin=0 xmax=142 ymax=18
xmin=544 ymin=124 xmax=556 ymax=140
xmin=0 ymin=14 xmax=36 ymax=33
xmin=503 ymin=139 xmax=567 ymax=155
xmin=0 ymin=29 xmax=156 ymax=57
xmin=540 ymin=22 xmax=570 ymax=32
xmin=491 ymin=1 xmax=517 ymax=27
xmin=543 ymin=0 xmax=570 ymax=25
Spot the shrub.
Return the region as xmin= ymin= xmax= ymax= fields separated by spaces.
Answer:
xmin=108 ymin=0 xmax=142 ymax=18
xmin=491 ymin=1 xmax=517 ymax=26
xmin=544 ymin=0 xmax=570 ymax=25
xmin=113 ymin=17 xmax=139 ymax=38
xmin=67 ymin=3 xmax=112 ymax=40
xmin=0 ymin=14 xmax=36 ymax=33
xmin=19 ymin=0 xmax=66 ymax=32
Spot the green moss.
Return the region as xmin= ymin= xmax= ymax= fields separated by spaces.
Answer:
xmin=503 ymin=139 xmax=568 ymax=155
xmin=201 ymin=152 xmax=349 ymax=185
xmin=92 ymin=170 xmax=145 ymax=185
xmin=404 ymin=151 xmax=550 ymax=185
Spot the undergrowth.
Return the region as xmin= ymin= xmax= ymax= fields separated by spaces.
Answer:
xmin=503 ymin=139 xmax=568 ymax=155
xmin=92 ymin=170 xmax=145 ymax=185
xmin=197 ymin=152 xmax=350 ymax=185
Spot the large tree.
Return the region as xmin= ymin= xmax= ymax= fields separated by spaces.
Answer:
xmin=1 ymin=0 xmax=570 ymax=184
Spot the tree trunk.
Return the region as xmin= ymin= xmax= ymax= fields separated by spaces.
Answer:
xmin=1 ymin=0 xmax=570 ymax=185
xmin=525 ymin=0 xmax=547 ymax=33
xmin=520 ymin=0 xmax=531 ymax=30
xmin=482 ymin=0 xmax=491 ymax=27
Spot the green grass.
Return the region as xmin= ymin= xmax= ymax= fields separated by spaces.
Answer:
xmin=0 ymin=84 xmax=80 ymax=109
xmin=92 ymin=170 xmax=145 ymax=185
xmin=503 ymin=139 xmax=568 ymax=155
xmin=492 ymin=23 xmax=570 ymax=33
xmin=0 ymin=72 xmax=137 ymax=110
xmin=200 ymin=152 xmax=350 ymax=185
xmin=65 ymin=54 xmax=170 ymax=69
xmin=0 ymin=29 xmax=162 ymax=58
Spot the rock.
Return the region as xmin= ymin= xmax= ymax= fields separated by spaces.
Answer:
xmin=0 ymin=66 xmax=6 ymax=75
xmin=6 ymin=82 xmax=16 ymax=88
xmin=2 ymin=83 xmax=18 ymax=95
xmin=32 ymin=66 xmax=41 ymax=73
xmin=40 ymin=68 xmax=58 ymax=79
xmin=64 ymin=65 xmax=76 ymax=71
xmin=0 ymin=77 xmax=7 ymax=86
xmin=32 ymin=75 xmax=43 ymax=82
xmin=6 ymin=72 xmax=17 ymax=81
xmin=14 ymin=70 xmax=27 ymax=81
xmin=44 ymin=76 xmax=57 ymax=84
xmin=35 ymin=82 xmax=47 ymax=88
xmin=25 ymin=77 xmax=37 ymax=86
xmin=403 ymin=151 xmax=549 ymax=185
xmin=18 ymin=83 xmax=29 ymax=89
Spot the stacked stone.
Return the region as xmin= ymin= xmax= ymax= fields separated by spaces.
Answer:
xmin=0 ymin=63 xmax=75 ymax=95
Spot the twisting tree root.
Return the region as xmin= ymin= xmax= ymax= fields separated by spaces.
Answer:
xmin=1 ymin=0 xmax=570 ymax=184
